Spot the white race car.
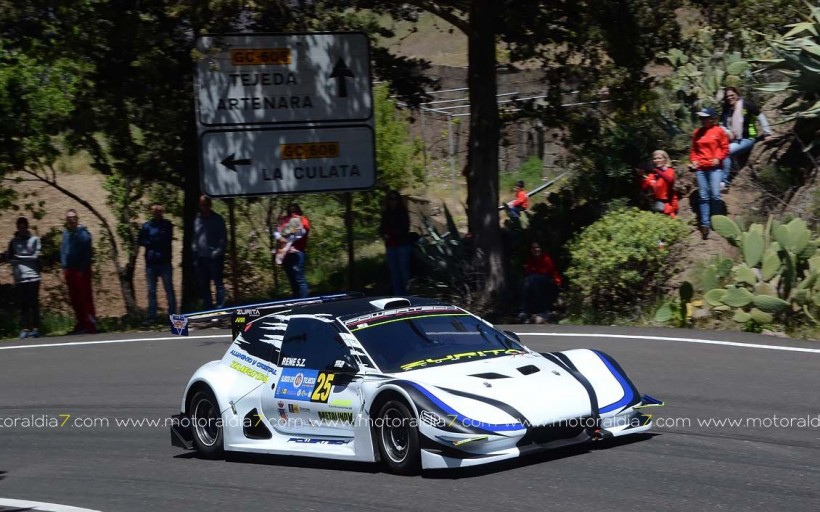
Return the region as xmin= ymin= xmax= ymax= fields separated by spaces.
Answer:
xmin=170 ymin=294 xmax=662 ymax=474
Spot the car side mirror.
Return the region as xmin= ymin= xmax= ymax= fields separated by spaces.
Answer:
xmin=329 ymin=353 xmax=359 ymax=375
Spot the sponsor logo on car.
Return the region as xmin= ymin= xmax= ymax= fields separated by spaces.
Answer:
xmin=420 ymin=410 xmax=447 ymax=428
xmin=288 ymin=437 xmax=349 ymax=445
xmin=317 ymin=411 xmax=354 ymax=424
xmin=275 ymin=368 xmax=319 ymax=402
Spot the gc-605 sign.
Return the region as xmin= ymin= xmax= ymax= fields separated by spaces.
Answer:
xmin=195 ymin=33 xmax=372 ymax=127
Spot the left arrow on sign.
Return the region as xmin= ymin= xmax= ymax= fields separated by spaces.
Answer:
xmin=221 ymin=153 xmax=252 ymax=172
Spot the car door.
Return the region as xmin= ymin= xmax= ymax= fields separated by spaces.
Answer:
xmin=260 ymin=316 xmax=363 ymax=441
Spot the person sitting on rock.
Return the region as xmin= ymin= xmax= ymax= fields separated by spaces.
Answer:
xmin=517 ymin=241 xmax=563 ymax=324
xmin=639 ymin=150 xmax=679 ymax=219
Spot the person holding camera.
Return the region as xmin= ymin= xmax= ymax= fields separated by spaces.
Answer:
xmin=7 ymin=217 xmax=42 ymax=338
xmin=639 ymin=150 xmax=679 ymax=219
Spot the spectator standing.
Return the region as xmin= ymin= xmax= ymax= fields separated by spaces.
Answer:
xmin=719 ymin=87 xmax=773 ymax=190
xmin=61 ymin=209 xmax=97 ymax=334
xmin=274 ymin=203 xmax=309 ymax=298
xmin=378 ymin=190 xmax=413 ymax=295
xmin=640 ymin=150 xmax=679 ymax=218
xmin=138 ymin=203 xmax=176 ymax=324
xmin=192 ymin=195 xmax=227 ymax=309
xmin=506 ymin=180 xmax=529 ymax=219
xmin=689 ymin=108 xmax=729 ymax=240
xmin=7 ymin=217 xmax=42 ymax=338
xmin=517 ymin=242 xmax=563 ymax=324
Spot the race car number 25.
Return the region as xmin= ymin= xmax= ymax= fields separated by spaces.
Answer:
xmin=310 ymin=372 xmax=335 ymax=403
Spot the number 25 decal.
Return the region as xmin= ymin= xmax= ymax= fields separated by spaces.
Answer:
xmin=311 ymin=372 xmax=335 ymax=403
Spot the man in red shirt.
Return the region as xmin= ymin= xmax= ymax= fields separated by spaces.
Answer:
xmin=689 ymin=107 xmax=729 ymax=239
xmin=518 ymin=241 xmax=562 ymax=323
xmin=506 ymin=180 xmax=529 ymax=219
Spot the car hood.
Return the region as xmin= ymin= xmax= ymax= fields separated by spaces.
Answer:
xmin=398 ymin=352 xmax=593 ymax=426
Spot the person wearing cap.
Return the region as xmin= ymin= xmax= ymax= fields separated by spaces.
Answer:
xmin=689 ymin=107 xmax=729 ymax=240
xmin=506 ymin=180 xmax=529 ymax=219
xmin=719 ymin=87 xmax=773 ymax=190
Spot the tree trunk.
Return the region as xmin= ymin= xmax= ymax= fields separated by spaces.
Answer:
xmin=181 ymin=120 xmax=201 ymax=312
xmin=466 ymin=0 xmax=506 ymax=298
xmin=345 ymin=192 xmax=356 ymax=289
xmin=227 ymin=198 xmax=239 ymax=303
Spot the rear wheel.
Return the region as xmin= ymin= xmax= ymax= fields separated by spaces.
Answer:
xmin=189 ymin=388 xmax=224 ymax=459
xmin=376 ymin=400 xmax=420 ymax=475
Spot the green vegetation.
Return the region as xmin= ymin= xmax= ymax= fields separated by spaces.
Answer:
xmin=565 ymin=208 xmax=688 ymax=321
xmin=2 ymin=2 xmax=820 ymax=337
xmin=700 ymin=215 xmax=820 ymax=331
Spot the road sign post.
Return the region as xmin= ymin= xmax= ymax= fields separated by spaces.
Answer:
xmin=194 ymin=32 xmax=375 ymax=197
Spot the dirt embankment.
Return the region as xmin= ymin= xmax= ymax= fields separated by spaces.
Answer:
xmin=1 ymin=172 xmax=182 ymax=319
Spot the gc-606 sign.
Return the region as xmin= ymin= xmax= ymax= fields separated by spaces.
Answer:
xmin=199 ymin=125 xmax=375 ymax=197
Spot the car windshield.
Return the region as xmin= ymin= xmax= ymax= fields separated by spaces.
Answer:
xmin=347 ymin=311 xmax=524 ymax=373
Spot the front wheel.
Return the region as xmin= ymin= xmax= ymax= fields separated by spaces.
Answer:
xmin=189 ymin=388 xmax=224 ymax=459
xmin=376 ymin=400 xmax=420 ymax=475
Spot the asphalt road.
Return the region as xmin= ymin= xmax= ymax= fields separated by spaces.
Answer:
xmin=0 ymin=325 xmax=818 ymax=511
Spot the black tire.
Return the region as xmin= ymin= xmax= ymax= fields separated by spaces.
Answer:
xmin=376 ymin=400 xmax=420 ymax=475
xmin=189 ymin=389 xmax=224 ymax=459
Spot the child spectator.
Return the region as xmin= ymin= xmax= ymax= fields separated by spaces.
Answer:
xmin=506 ymin=180 xmax=529 ymax=219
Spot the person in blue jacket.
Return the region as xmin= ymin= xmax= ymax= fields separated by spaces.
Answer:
xmin=138 ymin=203 xmax=176 ymax=324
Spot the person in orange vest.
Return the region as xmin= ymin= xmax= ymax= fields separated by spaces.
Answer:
xmin=506 ymin=180 xmax=529 ymax=219
xmin=640 ymin=150 xmax=679 ymax=219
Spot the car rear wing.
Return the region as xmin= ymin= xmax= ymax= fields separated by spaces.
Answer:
xmin=169 ymin=292 xmax=363 ymax=337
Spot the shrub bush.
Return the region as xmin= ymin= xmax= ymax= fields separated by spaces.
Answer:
xmin=566 ymin=207 xmax=688 ymax=319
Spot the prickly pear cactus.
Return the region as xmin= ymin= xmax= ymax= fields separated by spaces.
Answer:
xmin=700 ymin=215 xmax=820 ymax=327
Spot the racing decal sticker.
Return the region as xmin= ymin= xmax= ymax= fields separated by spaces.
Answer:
xmin=345 ymin=305 xmax=463 ymax=330
xmin=281 ymin=356 xmax=306 ymax=367
xmin=329 ymin=399 xmax=352 ymax=409
xmin=310 ymin=372 xmax=335 ymax=403
xmin=400 ymin=348 xmax=524 ymax=372
xmin=230 ymin=349 xmax=278 ymax=378
xmin=170 ymin=314 xmax=189 ymax=336
xmin=277 ymin=401 xmax=288 ymax=420
xmin=288 ymin=437 xmax=350 ymax=445
xmin=275 ymin=368 xmax=318 ymax=401
xmin=229 ymin=361 xmax=269 ymax=383
xmin=317 ymin=411 xmax=353 ymax=424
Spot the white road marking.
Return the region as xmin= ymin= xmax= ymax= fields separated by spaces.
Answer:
xmin=0 ymin=334 xmax=229 ymax=351
xmin=0 ymin=498 xmax=101 ymax=512
xmin=519 ymin=332 xmax=820 ymax=354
